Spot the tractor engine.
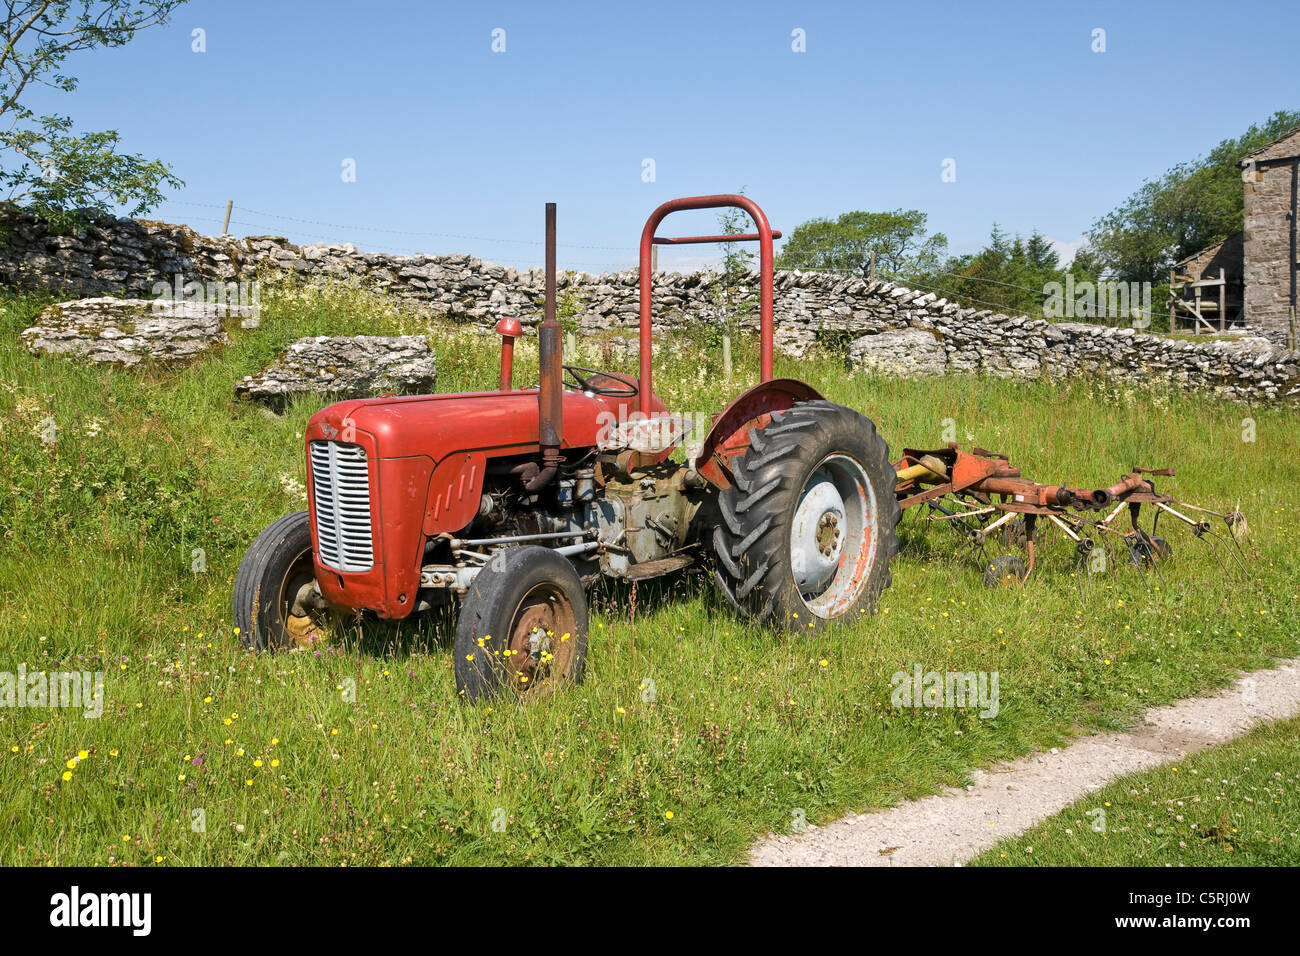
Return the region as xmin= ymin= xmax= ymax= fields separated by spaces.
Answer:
xmin=409 ymin=452 xmax=713 ymax=603
xmin=300 ymin=382 xmax=668 ymax=621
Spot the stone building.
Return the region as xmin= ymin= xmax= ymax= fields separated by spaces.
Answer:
xmin=1170 ymin=231 xmax=1242 ymax=330
xmin=1240 ymin=127 xmax=1300 ymax=334
xmin=1171 ymin=127 xmax=1300 ymax=339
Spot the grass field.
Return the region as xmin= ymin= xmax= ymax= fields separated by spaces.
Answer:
xmin=971 ymin=714 xmax=1300 ymax=866
xmin=1 ymin=276 xmax=1297 ymax=866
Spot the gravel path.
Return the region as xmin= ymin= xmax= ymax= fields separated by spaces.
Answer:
xmin=750 ymin=659 xmax=1300 ymax=867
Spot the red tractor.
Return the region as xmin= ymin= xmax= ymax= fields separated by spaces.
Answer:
xmin=234 ymin=195 xmax=902 ymax=699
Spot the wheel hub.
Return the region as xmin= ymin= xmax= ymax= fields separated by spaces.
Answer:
xmin=816 ymin=511 xmax=841 ymax=556
xmin=527 ymin=626 xmax=550 ymax=661
xmin=281 ymin=560 xmax=330 ymax=646
xmin=791 ymin=475 xmax=847 ymax=594
xmin=789 ymin=454 xmax=878 ymax=616
xmin=505 ymin=584 xmax=577 ymax=695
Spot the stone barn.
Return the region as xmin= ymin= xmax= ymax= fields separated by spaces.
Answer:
xmin=1173 ymin=127 xmax=1300 ymax=342
xmin=1240 ymin=127 xmax=1300 ymax=337
xmin=1170 ymin=231 xmax=1242 ymax=331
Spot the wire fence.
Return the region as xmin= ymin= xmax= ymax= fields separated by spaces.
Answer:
xmin=152 ymin=198 xmax=1174 ymax=328
xmin=152 ymin=199 xmax=637 ymax=272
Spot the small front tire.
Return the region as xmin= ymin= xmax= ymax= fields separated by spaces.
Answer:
xmin=983 ymin=555 xmax=1026 ymax=588
xmin=1130 ymin=534 xmax=1173 ymax=568
xmin=233 ymin=511 xmax=329 ymax=650
xmin=454 ymin=546 xmax=589 ymax=702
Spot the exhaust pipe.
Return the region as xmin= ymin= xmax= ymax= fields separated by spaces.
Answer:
xmin=530 ymin=201 xmax=563 ymax=492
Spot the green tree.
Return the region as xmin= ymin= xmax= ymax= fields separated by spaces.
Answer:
xmin=711 ymin=186 xmax=756 ymax=327
xmin=0 ymin=1 xmax=186 ymax=228
xmin=775 ymin=208 xmax=947 ymax=282
xmin=932 ymin=225 xmax=1102 ymax=320
xmin=1086 ymin=110 xmax=1300 ymax=284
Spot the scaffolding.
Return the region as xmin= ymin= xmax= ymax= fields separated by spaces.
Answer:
xmin=1169 ymin=234 xmax=1243 ymax=333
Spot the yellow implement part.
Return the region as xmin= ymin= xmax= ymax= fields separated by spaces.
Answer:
xmin=896 ymin=463 xmax=933 ymax=483
xmin=895 ymin=454 xmax=949 ymax=486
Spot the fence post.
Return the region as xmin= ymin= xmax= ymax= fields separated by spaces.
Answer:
xmin=1219 ymin=267 xmax=1225 ymax=332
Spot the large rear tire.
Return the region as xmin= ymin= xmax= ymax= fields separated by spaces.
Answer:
xmin=712 ymin=400 xmax=901 ymax=631
xmin=454 ymin=546 xmax=589 ymax=701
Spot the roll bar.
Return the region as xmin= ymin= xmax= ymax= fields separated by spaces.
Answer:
xmin=637 ymin=195 xmax=780 ymax=414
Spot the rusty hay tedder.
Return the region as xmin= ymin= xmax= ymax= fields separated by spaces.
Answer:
xmin=894 ymin=446 xmax=1248 ymax=592
xmin=234 ymin=195 xmax=1248 ymax=701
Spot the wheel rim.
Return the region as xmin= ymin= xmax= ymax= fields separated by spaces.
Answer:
xmin=278 ymin=550 xmax=328 ymax=646
xmin=790 ymin=453 xmax=877 ymax=617
xmin=504 ymin=582 xmax=579 ymax=695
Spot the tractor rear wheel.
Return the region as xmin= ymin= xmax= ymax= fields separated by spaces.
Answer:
xmin=712 ymin=400 xmax=901 ymax=631
xmin=233 ymin=511 xmax=334 ymax=650
xmin=454 ymin=546 xmax=589 ymax=701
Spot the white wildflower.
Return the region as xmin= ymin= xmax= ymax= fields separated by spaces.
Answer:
xmin=278 ymin=473 xmax=306 ymax=499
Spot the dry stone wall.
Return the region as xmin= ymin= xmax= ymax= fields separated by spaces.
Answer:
xmin=234 ymin=335 xmax=438 ymax=408
xmin=20 ymin=297 xmax=233 ymax=365
xmin=3 ymin=209 xmax=1297 ymax=405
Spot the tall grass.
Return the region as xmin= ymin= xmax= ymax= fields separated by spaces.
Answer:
xmin=0 ymin=276 xmax=1296 ymax=865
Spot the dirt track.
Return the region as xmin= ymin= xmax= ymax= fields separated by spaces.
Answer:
xmin=750 ymin=660 xmax=1300 ymax=866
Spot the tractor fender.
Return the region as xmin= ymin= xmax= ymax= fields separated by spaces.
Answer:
xmin=693 ymin=377 xmax=824 ymax=490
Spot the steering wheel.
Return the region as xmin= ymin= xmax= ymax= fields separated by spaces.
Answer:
xmin=563 ymin=365 xmax=639 ymax=398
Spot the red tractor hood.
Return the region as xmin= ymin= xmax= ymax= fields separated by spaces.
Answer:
xmin=307 ymin=388 xmax=652 ymax=460
xmin=302 ymin=385 xmax=665 ymax=621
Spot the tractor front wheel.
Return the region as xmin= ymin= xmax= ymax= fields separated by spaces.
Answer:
xmin=233 ymin=511 xmax=333 ymax=650
xmin=454 ymin=546 xmax=589 ymax=701
xmin=712 ymin=400 xmax=901 ymax=631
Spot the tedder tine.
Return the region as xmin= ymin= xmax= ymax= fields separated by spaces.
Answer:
xmin=1154 ymin=500 xmax=1251 ymax=579
xmin=1127 ymin=534 xmax=1152 ymax=590
xmin=1073 ymin=538 xmax=1093 ymax=601
xmin=927 ymin=496 xmax=990 ymax=567
xmin=1046 ymin=512 xmax=1095 ymax=601
xmin=1175 ymin=499 xmax=1251 ymax=550
xmin=1197 ymin=531 xmax=1235 ymax=581
xmin=1143 ymin=535 xmax=1169 ymax=590
xmin=1023 ymin=515 xmax=1038 ymax=582
xmin=1200 ymin=527 xmax=1252 ymax=580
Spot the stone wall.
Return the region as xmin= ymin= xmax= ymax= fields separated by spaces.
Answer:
xmin=3 ymin=207 xmax=1298 ymax=405
xmin=846 ymin=316 xmax=1298 ymax=405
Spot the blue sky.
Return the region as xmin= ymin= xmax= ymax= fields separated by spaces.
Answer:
xmin=28 ymin=0 xmax=1300 ymax=273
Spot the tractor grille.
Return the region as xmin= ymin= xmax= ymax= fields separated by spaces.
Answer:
xmin=309 ymin=440 xmax=374 ymax=572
